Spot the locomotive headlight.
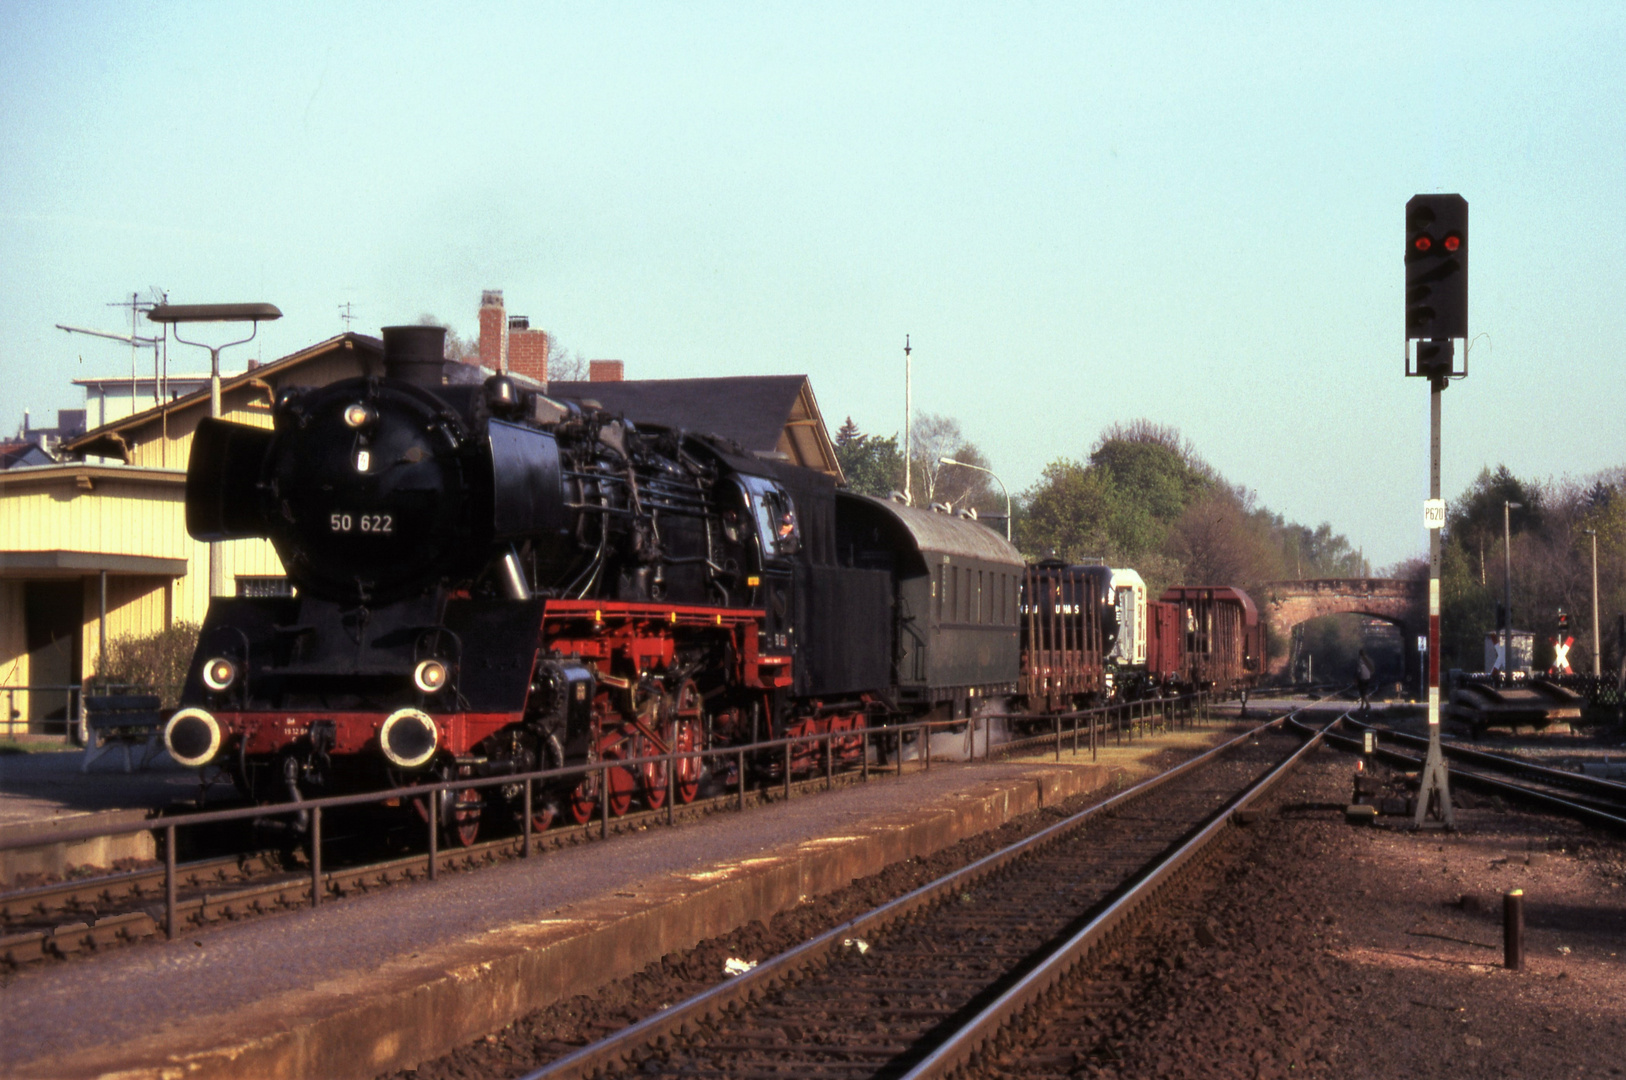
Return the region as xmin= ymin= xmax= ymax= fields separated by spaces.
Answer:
xmin=342 ymin=403 xmax=376 ymax=429
xmin=202 ymin=657 xmax=238 ymax=692
xmin=413 ymin=659 xmax=449 ymax=694
xmin=165 ymin=708 xmax=222 ymax=768
xmin=380 ymin=708 xmax=438 ymax=769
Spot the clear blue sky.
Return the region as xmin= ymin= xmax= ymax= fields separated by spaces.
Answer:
xmin=3 ymin=3 xmax=1622 ymax=568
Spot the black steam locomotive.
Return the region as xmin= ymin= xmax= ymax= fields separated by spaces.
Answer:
xmin=164 ymin=325 xmax=1040 ymax=842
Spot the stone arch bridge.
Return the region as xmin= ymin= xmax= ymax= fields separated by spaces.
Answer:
xmin=1256 ymin=578 xmax=1427 ymax=684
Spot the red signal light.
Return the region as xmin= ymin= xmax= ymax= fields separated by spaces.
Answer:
xmin=1443 ymin=235 xmax=1460 ymax=252
xmin=1414 ymin=236 xmax=1432 ymax=252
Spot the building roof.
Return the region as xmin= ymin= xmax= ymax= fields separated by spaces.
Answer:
xmin=548 ymin=375 xmax=843 ymax=480
xmin=73 ymin=373 xmax=211 ymax=388
xmin=0 ymin=441 xmax=53 ymax=470
xmin=63 ymin=332 xmax=386 ymax=461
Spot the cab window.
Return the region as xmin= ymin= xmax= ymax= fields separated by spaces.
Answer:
xmin=738 ymin=476 xmax=800 ymax=564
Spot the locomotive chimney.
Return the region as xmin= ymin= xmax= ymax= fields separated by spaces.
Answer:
xmin=381 ymin=325 xmax=449 ymax=387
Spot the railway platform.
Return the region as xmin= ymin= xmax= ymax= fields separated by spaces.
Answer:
xmin=0 ymin=747 xmax=235 ymax=885
xmin=0 ymin=721 xmax=1246 ymax=1080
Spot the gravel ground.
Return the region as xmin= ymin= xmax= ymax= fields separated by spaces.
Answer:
xmin=977 ymin=741 xmax=1626 ymax=1080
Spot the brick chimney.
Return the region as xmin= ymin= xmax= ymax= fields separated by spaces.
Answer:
xmin=507 ymin=315 xmax=551 ymax=384
xmin=588 ymin=359 xmax=625 ymax=383
xmin=478 ymin=290 xmax=507 ymax=371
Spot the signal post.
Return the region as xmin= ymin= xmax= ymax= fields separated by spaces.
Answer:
xmin=1405 ymin=193 xmax=1467 ymax=829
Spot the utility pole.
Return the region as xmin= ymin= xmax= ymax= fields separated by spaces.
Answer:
xmin=903 ymin=335 xmax=913 ymax=506
xmin=1502 ymin=499 xmax=1522 ymax=679
xmin=1585 ymin=529 xmax=1600 ymax=678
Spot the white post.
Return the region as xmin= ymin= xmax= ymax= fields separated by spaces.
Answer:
xmin=903 ymin=335 xmax=912 ymax=506
xmin=1588 ymin=529 xmax=1601 ymax=678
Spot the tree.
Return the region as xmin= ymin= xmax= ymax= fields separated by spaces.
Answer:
xmin=547 ymin=343 xmax=590 ymax=382
xmin=834 ymin=418 xmax=904 ymax=499
xmin=94 ymin=622 xmax=200 ymax=707
xmin=909 ymin=412 xmax=995 ymax=510
xmin=1445 ymin=465 xmax=1543 ymax=587
xmin=1015 ymin=419 xmax=1216 ymax=568
xmin=1018 ymin=460 xmax=1116 ymax=562
xmin=1165 ymin=490 xmax=1279 ymax=586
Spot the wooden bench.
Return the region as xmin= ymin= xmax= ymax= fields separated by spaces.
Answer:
xmin=81 ymin=695 xmax=167 ymax=773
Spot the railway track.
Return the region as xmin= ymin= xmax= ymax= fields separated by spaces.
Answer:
xmin=506 ymin=709 xmax=1330 ymax=1080
xmin=1315 ymin=716 xmax=1626 ymax=831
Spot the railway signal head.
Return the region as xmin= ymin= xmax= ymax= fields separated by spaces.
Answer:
xmin=1414 ymin=338 xmax=1453 ymax=379
xmin=1405 ymin=193 xmax=1468 ymax=343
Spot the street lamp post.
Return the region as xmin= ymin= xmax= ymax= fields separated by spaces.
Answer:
xmin=146 ymin=303 xmax=282 ymax=597
xmin=1503 ymin=499 xmax=1522 ymax=680
xmin=1585 ymin=528 xmax=1600 ymax=678
xmin=938 ymin=457 xmax=1011 ymax=541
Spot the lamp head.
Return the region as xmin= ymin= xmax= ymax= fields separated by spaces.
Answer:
xmin=148 ymin=303 xmax=282 ymax=324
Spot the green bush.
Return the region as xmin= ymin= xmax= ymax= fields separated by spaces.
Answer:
xmin=93 ymin=622 xmax=199 ymax=707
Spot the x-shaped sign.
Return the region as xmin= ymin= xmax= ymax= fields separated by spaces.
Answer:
xmin=1553 ymin=636 xmax=1574 ymax=674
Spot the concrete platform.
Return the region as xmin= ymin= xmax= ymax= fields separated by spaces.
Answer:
xmin=0 ymin=749 xmax=236 ymax=885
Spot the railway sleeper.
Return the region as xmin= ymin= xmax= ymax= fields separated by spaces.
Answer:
xmin=1 ymin=930 xmax=48 ymax=964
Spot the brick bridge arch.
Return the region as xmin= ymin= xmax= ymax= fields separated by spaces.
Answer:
xmin=1257 ymin=578 xmax=1427 ymax=684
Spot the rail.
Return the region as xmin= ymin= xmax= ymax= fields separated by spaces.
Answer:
xmin=903 ymin=712 xmax=1333 ymax=1078
xmin=1294 ymin=716 xmax=1626 ymax=833
xmin=510 ymin=700 xmax=1316 ymax=1080
xmin=0 ymin=692 xmax=1213 ymax=944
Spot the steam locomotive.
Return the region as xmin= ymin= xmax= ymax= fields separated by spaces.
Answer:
xmin=163 ymin=324 xmax=1259 ymax=844
xmin=165 ymin=325 xmax=1047 ymax=841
